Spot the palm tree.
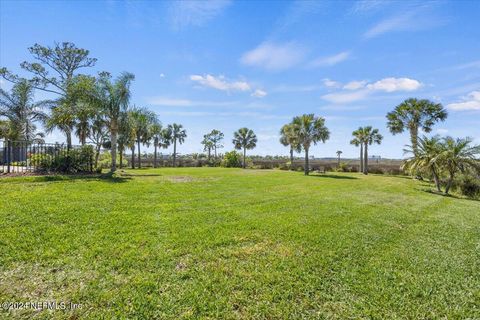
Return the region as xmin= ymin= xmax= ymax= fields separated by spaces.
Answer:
xmin=350 ymin=130 xmax=364 ymax=173
xmin=336 ymin=150 xmax=342 ymax=167
xmin=150 ymin=122 xmax=163 ymax=168
xmin=387 ymin=98 xmax=447 ymax=156
xmin=361 ymin=126 xmax=383 ymax=175
xmin=88 ymin=115 xmax=108 ymax=168
xmin=89 ymin=72 xmax=134 ymax=172
xmin=168 ymin=123 xmax=187 ymax=167
xmin=130 ymin=107 xmax=157 ymax=168
xmin=403 ymin=135 xmax=443 ymax=192
xmin=233 ymin=127 xmax=257 ymax=169
xmin=280 ymin=123 xmax=301 ymax=169
xmin=438 ymin=137 xmax=480 ymax=194
xmin=0 ymin=80 xmax=49 ymax=141
xmin=291 ymin=114 xmax=330 ymax=175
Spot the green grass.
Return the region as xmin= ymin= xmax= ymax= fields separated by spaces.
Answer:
xmin=1 ymin=168 xmax=479 ymax=319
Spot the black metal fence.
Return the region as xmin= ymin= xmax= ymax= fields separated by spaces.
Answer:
xmin=0 ymin=140 xmax=94 ymax=174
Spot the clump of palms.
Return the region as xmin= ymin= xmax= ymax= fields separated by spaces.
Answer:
xmin=0 ymin=80 xmax=49 ymax=141
xmin=168 ymin=123 xmax=186 ymax=167
xmin=130 ymin=107 xmax=157 ymax=168
xmin=280 ymin=123 xmax=301 ymax=170
xmin=387 ymin=98 xmax=447 ymax=156
xmin=291 ymin=114 xmax=329 ymax=175
xmin=150 ymin=123 xmax=171 ymax=168
xmin=233 ymin=127 xmax=257 ymax=169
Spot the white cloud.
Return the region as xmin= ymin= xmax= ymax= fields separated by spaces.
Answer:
xmin=240 ymin=42 xmax=306 ymax=71
xmin=447 ymin=91 xmax=480 ymax=111
xmin=310 ymin=51 xmax=350 ymax=67
xmin=147 ymin=97 xmax=236 ymax=107
xmin=366 ymin=77 xmax=422 ymax=92
xmin=190 ymin=74 xmax=251 ymax=92
xmin=322 ymin=89 xmax=371 ymax=104
xmin=452 ymin=60 xmax=480 ymax=70
xmin=169 ymin=0 xmax=231 ymax=29
xmin=322 ymin=77 xmax=423 ymax=104
xmin=160 ymin=73 xmax=165 ymax=78
xmin=343 ymin=80 xmax=367 ymax=90
xmin=251 ymin=89 xmax=267 ymax=98
xmin=323 ymin=78 xmax=341 ymax=88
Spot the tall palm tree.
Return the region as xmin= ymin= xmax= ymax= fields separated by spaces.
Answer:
xmin=130 ymin=107 xmax=157 ymax=168
xmin=0 ymin=80 xmax=49 ymax=140
xmin=89 ymin=72 xmax=134 ymax=172
xmin=387 ymin=98 xmax=447 ymax=156
xmin=438 ymin=137 xmax=480 ymax=194
xmin=291 ymin=114 xmax=330 ymax=175
xmin=361 ymin=126 xmax=383 ymax=175
xmin=336 ymin=150 xmax=342 ymax=167
xmin=280 ymin=123 xmax=301 ymax=169
xmin=168 ymin=123 xmax=187 ymax=167
xmin=403 ymin=135 xmax=443 ymax=192
xmin=233 ymin=127 xmax=257 ymax=169
xmin=350 ymin=130 xmax=364 ymax=173
xmin=150 ymin=122 xmax=164 ymax=168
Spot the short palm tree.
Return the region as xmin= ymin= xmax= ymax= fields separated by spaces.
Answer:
xmin=280 ymin=123 xmax=301 ymax=169
xmin=233 ymin=127 xmax=257 ymax=169
xmin=361 ymin=126 xmax=383 ymax=175
xmin=291 ymin=114 xmax=330 ymax=175
xmin=89 ymin=72 xmax=134 ymax=172
xmin=438 ymin=137 xmax=480 ymax=194
xmin=168 ymin=123 xmax=187 ymax=167
xmin=403 ymin=135 xmax=443 ymax=192
xmin=130 ymin=107 xmax=157 ymax=168
xmin=336 ymin=150 xmax=342 ymax=167
xmin=350 ymin=129 xmax=364 ymax=173
xmin=0 ymin=80 xmax=49 ymax=141
xmin=387 ymin=98 xmax=447 ymax=156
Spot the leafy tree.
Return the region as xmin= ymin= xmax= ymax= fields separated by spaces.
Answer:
xmin=1 ymin=42 xmax=97 ymax=147
xmin=89 ymin=72 xmax=134 ymax=172
xmin=201 ymin=134 xmax=214 ymax=161
xmin=403 ymin=135 xmax=443 ymax=192
xmin=336 ymin=150 xmax=342 ymax=167
xmin=209 ymin=129 xmax=224 ymax=159
xmin=360 ymin=126 xmax=383 ymax=175
xmin=168 ymin=123 xmax=186 ymax=167
xmin=233 ymin=127 xmax=257 ymax=169
xmin=291 ymin=114 xmax=330 ymax=175
xmin=118 ymin=110 xmax=136 ymax=169
xmin=387 ymin=98 xmax=447 ymax=156
xmin=438 ymin=137 xmax=480 ymax=194
xmin=130 ymin=107 xmax=157 ymax=168
xmin=0 ymin=119 xmax=10 ymax=139
xmin=88 ymin=115 xmax=108 ymax=168
xmin=280 ymin=123 xmax=301 ymax=169
xmin=0 ymin=80 xmax=49 ymax=140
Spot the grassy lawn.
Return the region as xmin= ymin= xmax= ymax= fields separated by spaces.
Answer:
xmin=1 ymin=168 xmax=479 ymax=319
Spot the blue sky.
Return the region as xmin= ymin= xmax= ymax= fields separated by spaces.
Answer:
xmin=1 ymin=0 xmax=479 ymax=158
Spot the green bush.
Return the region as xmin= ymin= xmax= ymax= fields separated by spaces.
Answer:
xmin=98 ymin=151 xmax=128 ymax=169
xmin=458 ymin=174 xmax=480 ymax=199
xmin=29 ymin=146 xmax=94 ymax=173
xmin=28 ymin=154 xmax=53 ymax=170
xmin=221 ymin=151 xmax=242 ymax=168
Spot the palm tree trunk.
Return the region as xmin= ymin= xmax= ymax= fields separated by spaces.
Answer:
xmin=243 ymin=147 xmax=246 ymax=169
xmin=131 ymin=146 xmax=135 ymax=169
xmin=410 ymin=126 xmax=419 ymax=156
xmin=431 ymin=166 xmax=441 ymax=192
xmin=154 ymin=144 xmax=158 ymax=168
xmin=95 ymin=144 xmax=101 ymax=168
xmin=359 ymin=144 xmax=363 ymax=173
xmin=304 ymin=148 xmax=309 ymax=175
xmin=173 ymin=139 xmax=177 ymax=167
xmin=110 ymin=121 xmax=117 ymax=172
xmin=119 ymin=147 xmax=123 ymax=169
xmin=137 ymin=138 xmax=141 ymax=168
xmin=208 ymin=148 xmax=211 ymax=161
xmin=363 ymin=143 xmax=368 ymax=175
xmin=445 ymin=171 xmax=454 ymax=194
xmin=214 ymin=146 xmax=217 ymax=159
xmin=66 ymin=130 xmax=72 ymax=151
xmin=290 ymin=147 xmax=294 ymax=170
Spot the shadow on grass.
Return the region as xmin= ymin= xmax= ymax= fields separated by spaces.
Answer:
xmin=423 ymin=189 xmax=480 ymax=202
xmin=0 ymin=172 xmax=132 ymax=184
xmin=308 ymin=174 xmax=358 ymax=180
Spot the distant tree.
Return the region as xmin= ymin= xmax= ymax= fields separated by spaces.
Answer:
xmin=291 ymin=114 xmax=330 ymax=175
xmin=350 ymin=128 xmax=365 ymax=173
xmin=209 ymin=129 xmax=224 ymax=159
xmin=233 ymin=127 xmax=257 ymax=169
xmin=280 ymin=123 xmax=301 ymax=169
xmin=336 ymin=150 xmax=342 ymax=167
xmin=0 ymin=42 xmax=97 ymax=147
xmin=403 ymin=135 xmax=443 ymax=192
xmin=168 ymin=123 xmax=187 ymax=167
xmin=89 ymin=72 xmax=134 ymax=172
xmin=0 ymin=80 xmax=49 ymax=140
xmin=201 ymin=134 xmax=214 ymax=160
xmin=438 ymin=137 xmax=480 ymax=194
xmin=360 ymin=126 xmax=383 ymax=175
xmin=130 ymin=107 xmax=157 ymax=168
xmin=150 ymin=122 xmax=167 ymax=168
xmin=387 ymin=98 xmax=447 ymax=156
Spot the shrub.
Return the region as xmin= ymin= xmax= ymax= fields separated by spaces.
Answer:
xmin=98 ymin=151 xmax=128 ymax=169
xmin=458 ymin=174 xmax=480 ymax=199
xmin=221 ymin=151 xmax=242 ymax=168
xmin=335 ymin=162 xmax=349 ymax=172
xmin=28 ymin=154 xmax=53 ymax=170
xmin=29 ymin=146 xmax=94 ymax=173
